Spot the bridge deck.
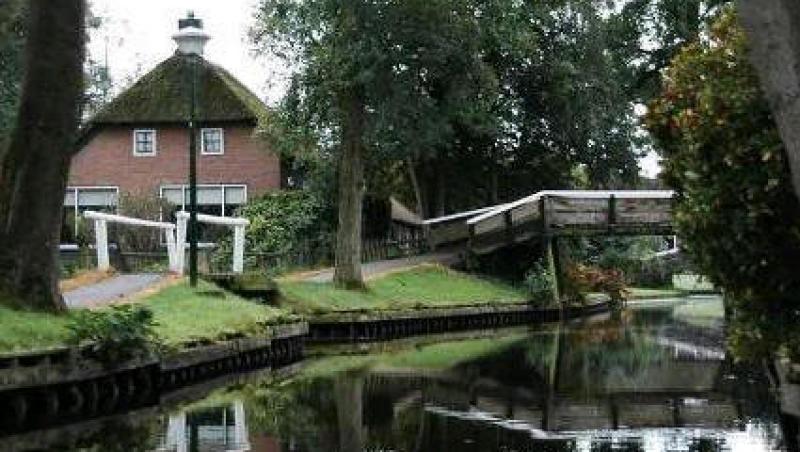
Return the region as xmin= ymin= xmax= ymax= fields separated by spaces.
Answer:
xmin=425 ymin=190 xmax=674 ymax=255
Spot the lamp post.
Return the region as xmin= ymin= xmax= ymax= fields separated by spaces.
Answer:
xmin=188 ymin=54 xmax=198 ymax=287
xmin=174 ymin=11 xmax=208 ymax=287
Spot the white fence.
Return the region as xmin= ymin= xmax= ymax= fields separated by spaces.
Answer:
xmin=176 ymin=211 xmax=249 ymax=274
xmin=83 ymin=210 xmax=249 ymax=275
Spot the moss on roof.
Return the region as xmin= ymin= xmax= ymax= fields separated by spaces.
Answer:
xmin=89 ymin=53 xmax=268 ymax=125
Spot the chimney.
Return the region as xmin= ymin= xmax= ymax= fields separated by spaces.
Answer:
xmin=172 ymin=11 xmax=210 ymax=56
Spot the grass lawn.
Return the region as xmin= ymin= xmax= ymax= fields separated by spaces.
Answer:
xmin=0 ymin=280 xmax=292 ymax=354
xmin=141 ymin=280 xmax=292 ymax=347
xmin=0 ymin=306 xmax=73 ymax=353
xmin=276 ymin=264 xmax=529 ymax=315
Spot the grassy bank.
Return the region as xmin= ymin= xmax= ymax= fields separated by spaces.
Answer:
xmin=0 ymin=280 xmax=292 ymax=354
xmin=277 ymin=264 xmax=529 ymax=315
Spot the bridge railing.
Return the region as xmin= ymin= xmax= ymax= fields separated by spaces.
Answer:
xmin=423 ymin=190 xmax=675 ymax=253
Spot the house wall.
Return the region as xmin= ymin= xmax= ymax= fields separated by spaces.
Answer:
xmin=69 ymin=124 xmax=281 ymax=197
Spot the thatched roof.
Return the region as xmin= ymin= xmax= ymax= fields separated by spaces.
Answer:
xmin=89 ymin=53 xmax=267 ymax=126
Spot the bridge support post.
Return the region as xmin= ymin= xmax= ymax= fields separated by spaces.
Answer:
xmin=545 ymin=236 xmax=563 ymax=304
xmin=540 ymin=196 xmax=563 ymax=305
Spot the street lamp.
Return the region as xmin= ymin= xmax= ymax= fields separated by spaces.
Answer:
xmin=174 ymin=11 xmax=210 ymax=287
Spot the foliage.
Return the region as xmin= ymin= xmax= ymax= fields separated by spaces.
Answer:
xmin=68 ymin=305 xmax=159 ymax=363
xmin=523 ymin=261 xmax=554 ymax=306
xmin=645 ymin=10 xmax=800 ymax=359
xmin=571 ymin=236 xmax=693 ymax=287
xmin=213 ymin=190 xmax=332 ymax=270
xmin=607 ymin=0 xmax=731 ymax=103
xmin=252 ymin=0 xmax=647 ymax=223
xmin=277 ymin=264 xmax=528 ymax=315
xmin=566 ymin=263 xmax=629 ymax=307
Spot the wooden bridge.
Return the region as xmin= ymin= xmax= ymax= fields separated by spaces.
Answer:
xmin=424 ymin=190 xmax=674 ymax=255
xmin=423 ymin=190 xmax=674 ymax=301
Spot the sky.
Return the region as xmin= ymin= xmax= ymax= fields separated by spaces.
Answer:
xmin=87 ymin=0 xmax=661 ymax=178
xmin=87 ymin=0 xmax=289 ymax=105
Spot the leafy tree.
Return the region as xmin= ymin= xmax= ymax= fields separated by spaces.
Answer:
xmin=0 ymin=0 xmax=86 ymax=311
xmin=645 ymin=10 xmax=800 ymax=360
xmin=252 ymin=0 xmax=517 ymax=286
xmin=608 ymin=0 xmax=732 ymax=103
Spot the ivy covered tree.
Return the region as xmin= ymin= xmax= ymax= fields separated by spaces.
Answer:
xmin=646 ymin=10 xmax=800 ymax=360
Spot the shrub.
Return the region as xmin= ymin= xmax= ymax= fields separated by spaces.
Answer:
xmin=212 ymin=190 xmax=333 ymax=271
xmin=67 ymin=305 xmax=160 ymax=364
xmin=523 ymin=261 xmax=554 ymax=305
xmin=645 ymin=9 xmax=800 ymax=359
xmin=566 ymin=264 xmax=629 ymax=307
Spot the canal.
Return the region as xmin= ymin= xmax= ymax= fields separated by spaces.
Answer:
xmin=1 ymin=295 xmax=796 ymax=451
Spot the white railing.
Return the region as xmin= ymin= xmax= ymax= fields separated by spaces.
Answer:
xmin=176 ymin=211 xmax=249 ymax=274
xmin=83 ymin=210 xmax=250 ymax=275
xmin=421 ymin=190 xmax=674 ymax=228
xmin=466 ymin=190 xmax=674 ymax=226
xmin=83 ymin=211 xmax=179 ymax=273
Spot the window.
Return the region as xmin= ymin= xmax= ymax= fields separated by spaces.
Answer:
xmin=62 ymin=187 xmax=119 ymax=243
xmin=133 ymin=129 xmax=156 ymax=156
xmin=160 ymin=184 xmax=247 ymax=243
xmin=201 ymin=128 xmax=224 ymax=155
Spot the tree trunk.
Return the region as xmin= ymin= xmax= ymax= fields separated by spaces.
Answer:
xmin=333 ymin=89 xmax=366 ymax=289
xmin=434 ymin=161 xmax=446 ymax=218
xmin=738 ymin=0 xmax=800 ymax=200
xmin=0 ymin=0 xmax=85 ymax=312
xmin=406 ymin=157 xmax=426 ymax=218
xmin=489 ymin=165 xmax=499 ymax=205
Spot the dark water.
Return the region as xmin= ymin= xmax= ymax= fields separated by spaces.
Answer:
xmin=2 ymin=296 xmax=796 ymax=451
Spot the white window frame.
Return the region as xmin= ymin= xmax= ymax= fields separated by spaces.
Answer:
xmin=132 ymin=129 xmax=157 ymax=156
xmin=200 ymin=128 xmax=224 ymax=155
xmin=63 ymin=186 xmax=120 ymax=244
xmin=159 ymin=183 xmax=247 ymax=217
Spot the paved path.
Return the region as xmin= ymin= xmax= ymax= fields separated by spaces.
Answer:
xmin=298 ymin=249 xmax=464 ymax=283
xmin=64 ymin=273 xmax=166 ymax=308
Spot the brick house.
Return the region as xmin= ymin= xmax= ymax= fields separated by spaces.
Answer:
xmin=64 ymin=14 xmax=280 ymax=243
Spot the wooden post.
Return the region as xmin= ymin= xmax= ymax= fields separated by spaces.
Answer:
xmin=504 ymin=210 xmax=513 ymax=244
xmin=175 ymin=214 xmax=187 ymax=275
xmin=233 ymin=224 xmax=245 ymax=274
xmin=165 ymin=228 xmax=177 ymax=273
xmin=608 ymin=194 xmax=617 ymax=227
xmin=94 ymin=219 xmax=109 ymax=271
xmin=545 ymin=236 xmax=562 ymax=304
xmin=540 ymin=196 xmax=561 ymax=304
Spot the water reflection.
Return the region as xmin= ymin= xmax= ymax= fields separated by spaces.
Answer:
xmin=159 ymin=402 xmax=250 ymax=451
xmin=2 ymin=297 xmax=796 ymax=452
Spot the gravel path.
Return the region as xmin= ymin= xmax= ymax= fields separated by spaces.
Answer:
xmin=64 ymin=273 xmax=166 ymax=308
xmin=299 ymin=249 xmax=464 ymax=283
